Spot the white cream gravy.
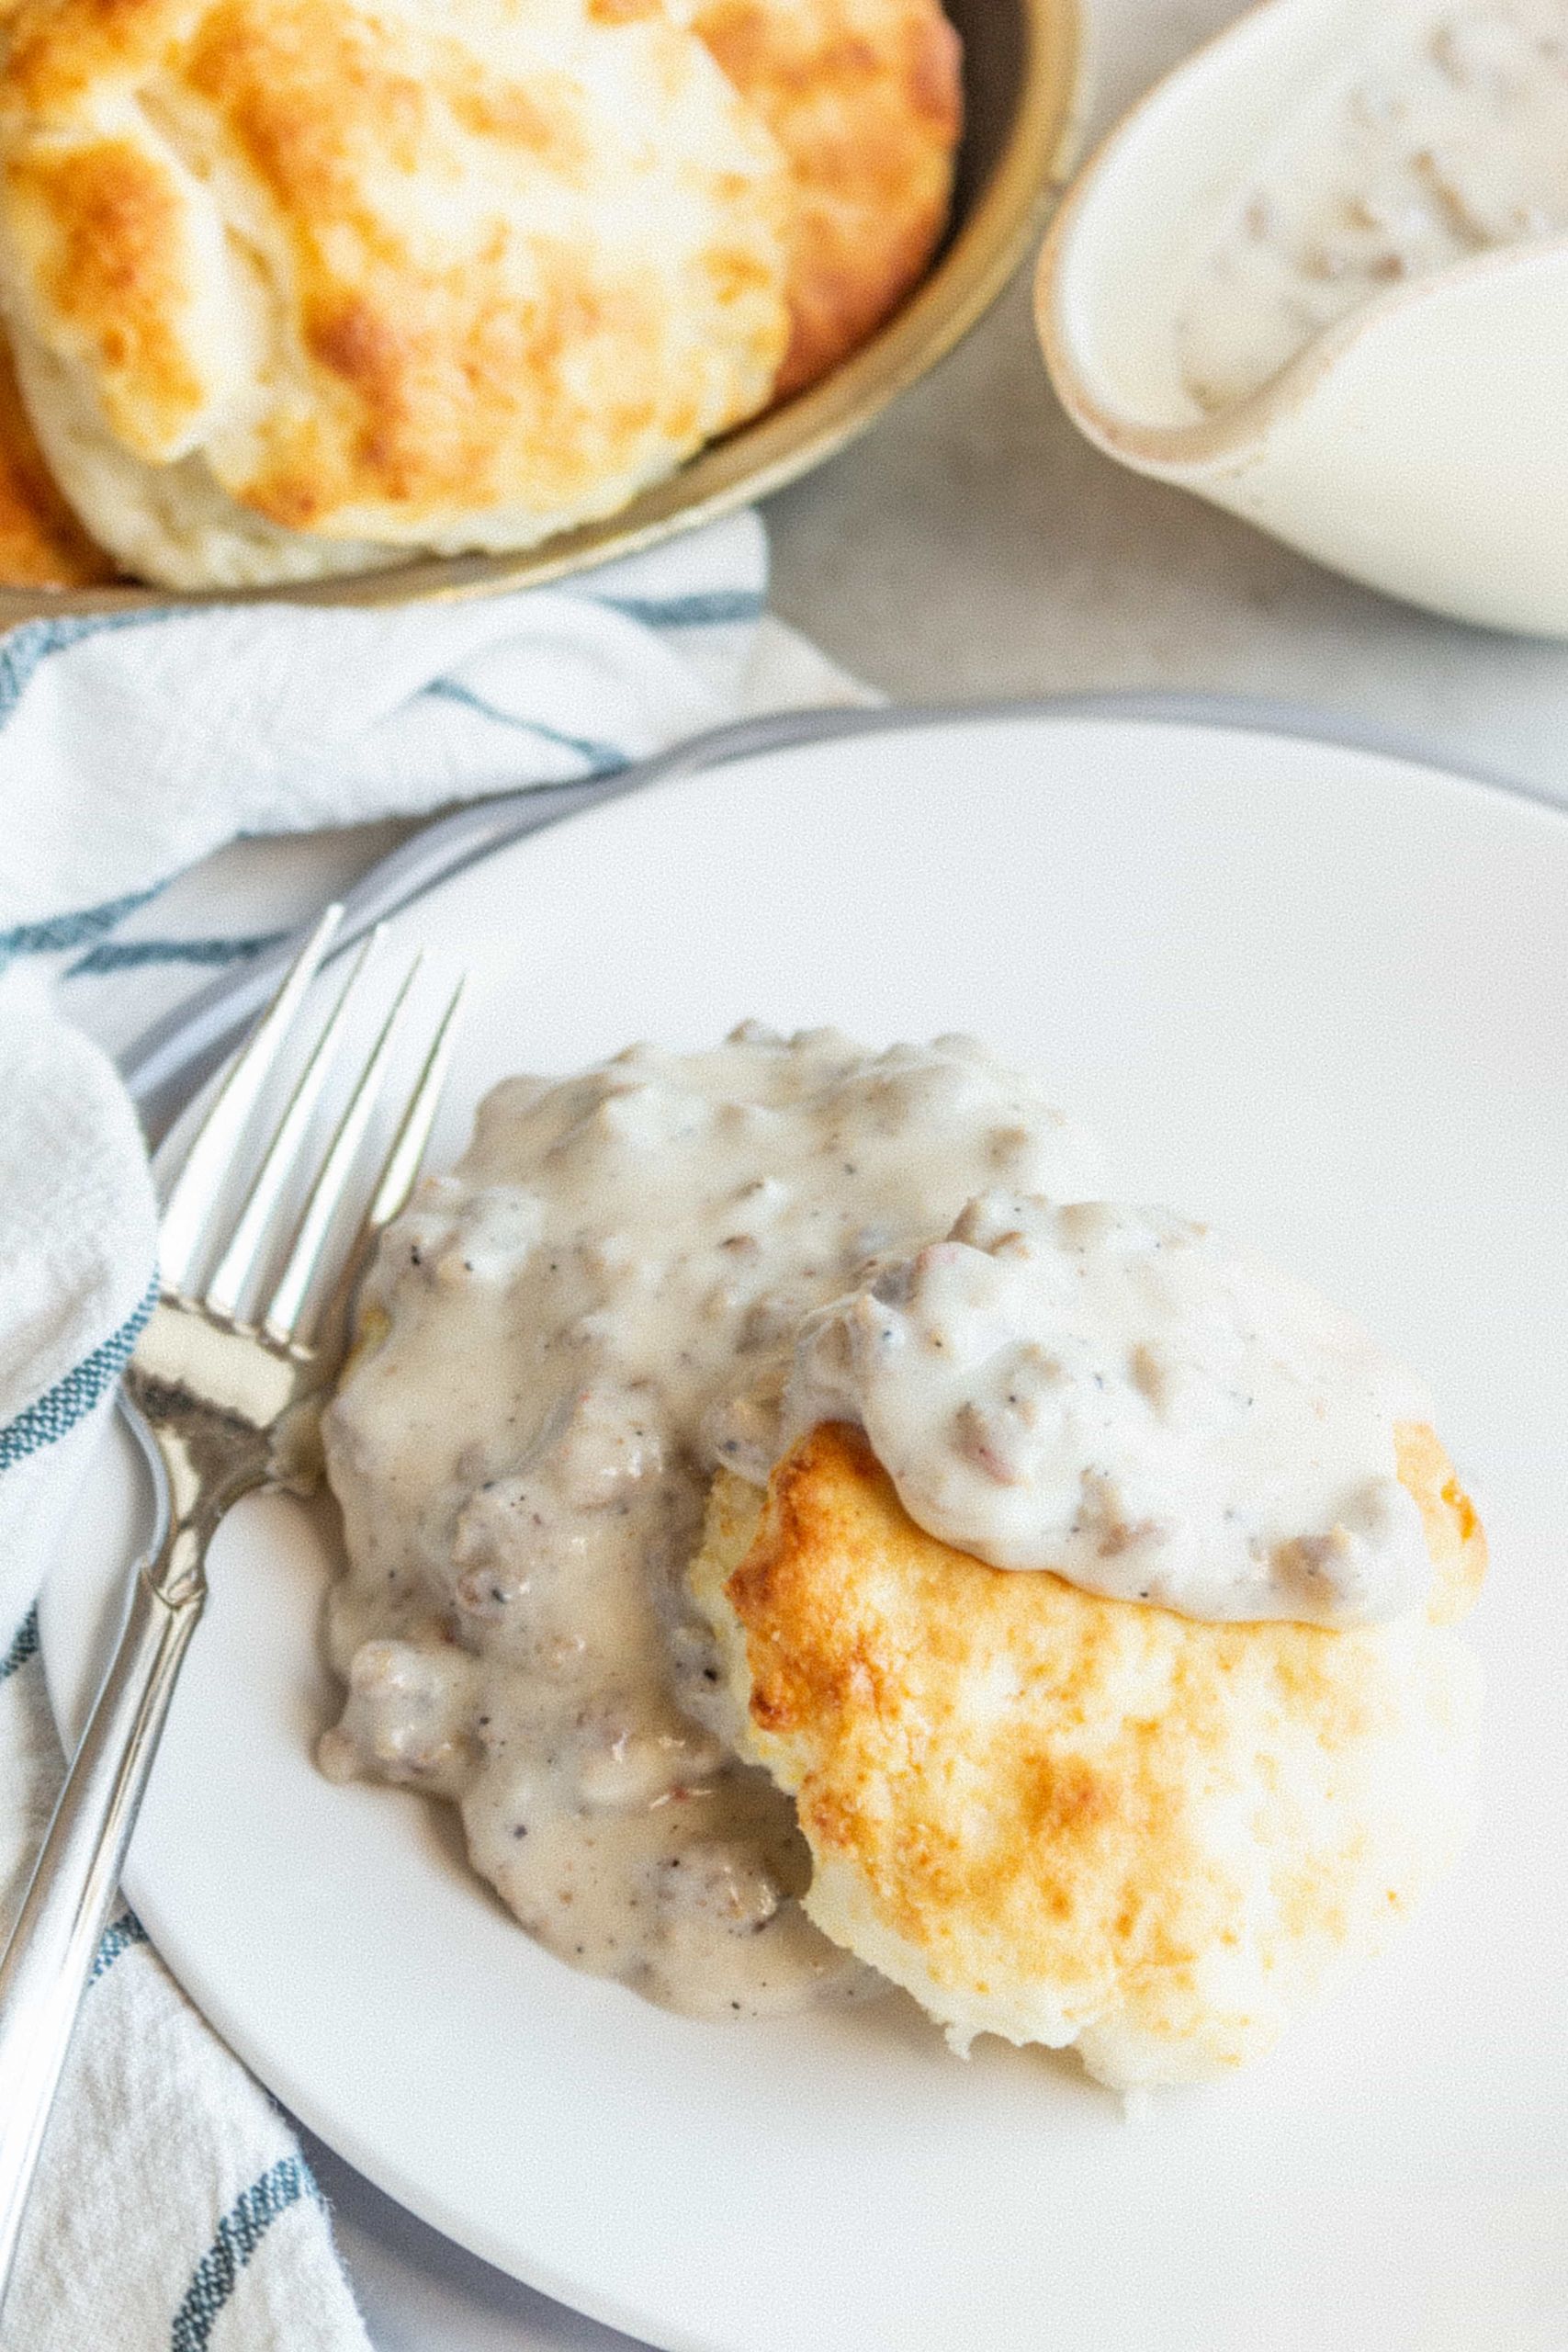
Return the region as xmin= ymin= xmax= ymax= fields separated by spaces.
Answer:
xmin=1178 ymin=0 xmax=1568 ymax=413
xmin=321 ymin=1028 xmax=1100 ymax=2015
xmin=778 ymin=1195 xmax=1433 ymax=1624
xmin=321 ymin=1027 xmax=1432 ymax=2016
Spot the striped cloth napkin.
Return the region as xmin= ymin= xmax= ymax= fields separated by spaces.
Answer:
xmin=0 ymin=511 xmax=862 ymax=2351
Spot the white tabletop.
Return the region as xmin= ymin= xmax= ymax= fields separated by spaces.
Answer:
xmin=310 ymin=4 xmax=1568 ymax=2342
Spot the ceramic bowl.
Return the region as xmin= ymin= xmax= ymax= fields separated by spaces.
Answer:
xmin=1035 ymin=0 xmax=1568 ymax=638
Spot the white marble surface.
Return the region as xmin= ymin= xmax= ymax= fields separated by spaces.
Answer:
xmin=304 ymin=4 xmax=1568 ymax=2343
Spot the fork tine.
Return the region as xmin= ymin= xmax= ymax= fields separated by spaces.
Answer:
xmin=261 ymin=953 xmax=424 ymax=1346
xmin=202 ymin=927 xmax=384 ymax=1323
xmin=363 ymin=971 xmax=468 ymax=1240
xmin=157 ymin=903 xmax=344 ymax=1293
xmin=305 ymin=972 xmax=469 ymax=1361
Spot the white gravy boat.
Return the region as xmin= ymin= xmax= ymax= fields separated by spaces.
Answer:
xmin=1036 ymin=0 xmax=1568 ymax=636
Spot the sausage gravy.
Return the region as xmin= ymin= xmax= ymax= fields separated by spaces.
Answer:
xmin=321 ymin=1026 xmax=1435 ymax=2016
xmin=320 ymin=1028 xmax=1100 ymax=2015
xmin=1178 ymin=0 xmax=1568 ymax=413
xmin=776 ymin=1195 xmax=1433 ymax=1624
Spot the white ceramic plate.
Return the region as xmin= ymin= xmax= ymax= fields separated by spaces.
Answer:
xmin=40 ymin=711 xmax=1568 ymax=2352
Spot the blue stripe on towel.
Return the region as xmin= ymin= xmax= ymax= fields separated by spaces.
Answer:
xmin=0 ymin=610 xmax=181 ymax=726
xmin=0 ymin=606 xmax=184 ymax=724
xmin=0 ymin=1606 xmax=38 ymax=1683
xmin=171 ymin=2157 xmax=324 ymax=2352
xmin=0 ymin=1277 xmax=157 ymax=1471
xmin=67 ymin=929 xmax=288 ymax=978
xmin=590 ymin=588 xmax=763 ymax=628
xmin=0 ymin=613 xmax=187 ymax=968
xmin=90 ymin=1910 xmax=150 ymax=1982
xmin=420 ymin=678 xmax=628 ymax=769
xmin=0 ymin=884 xmax=162 ymax=967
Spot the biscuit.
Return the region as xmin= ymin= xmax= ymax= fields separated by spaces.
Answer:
xmin=0 ymin=0 xmax=793 ymax=587
xmin=691 ymin=0 xmax=962 ymax=396
xmin=0 ymin=321 xmax=112 ymax=584
xmin=690 ymin=1419 xmax=1484 ymax=2089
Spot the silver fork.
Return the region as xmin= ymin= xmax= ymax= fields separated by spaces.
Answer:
xmin=0 ymin=906 xmax=466 ymax=2312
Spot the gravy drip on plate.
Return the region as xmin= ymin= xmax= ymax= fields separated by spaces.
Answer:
xmin=321 ymin=1028 xmax=1100 ymax=2016
xmin=1177 ymin=0 xmax=1568 ymax=412
xmin=777 ymin=1196 xmax=1435 ymax=1625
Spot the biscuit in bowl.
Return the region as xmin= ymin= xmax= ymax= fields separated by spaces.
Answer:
xmin=688 ymin=0 xmax=963 ymax=398
xmin=0 ymin=0 xmax=793 ymax=588
xmin=690 ymin=1419 xmax=1485 ymax=2091
xmin=0 ymin=322 xmax=113 ymax=585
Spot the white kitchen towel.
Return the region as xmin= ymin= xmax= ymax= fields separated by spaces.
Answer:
xmin=0 ymin=510 xmax=868 ymax=2352
xmin=1 ymin=514 xmax=767 ymax=953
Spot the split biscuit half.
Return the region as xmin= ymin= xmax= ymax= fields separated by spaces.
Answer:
xmin=690 ymin=1419 xmax=1485 ymax=2090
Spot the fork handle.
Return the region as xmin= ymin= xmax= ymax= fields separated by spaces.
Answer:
xmin=0 ymin=1559 xmax=205 ymax=2312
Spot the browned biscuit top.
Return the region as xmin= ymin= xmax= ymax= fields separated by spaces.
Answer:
xmin=693 ymin=1417 xmax=1484 ymax=2081
xmin=0 ymin=0 xmax=792 ymax=548
xmin=693 ymin=0 xmax=962 ymax=399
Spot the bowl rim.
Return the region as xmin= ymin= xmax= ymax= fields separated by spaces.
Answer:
xmin=0 ymin=0 xmax=1087 ymax=623
xmin=1035 ymin=0 xmax=1568 ymax=480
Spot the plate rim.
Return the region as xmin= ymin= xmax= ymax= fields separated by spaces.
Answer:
xmin=120 ymin=686 xmax=1568 ymax=1138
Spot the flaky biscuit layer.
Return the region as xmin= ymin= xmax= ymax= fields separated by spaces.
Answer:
xmin=0 ymin=0 xmax=793 ymax=584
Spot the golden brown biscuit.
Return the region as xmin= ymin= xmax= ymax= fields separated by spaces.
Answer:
xmin=0 ymin=322 xmax=112 ymax=585
xmin=690 ymin=0 xmax=962 ymax=398
xmin=0 ymin=0 xmax=792 ymax=586
xmin=690 ymin=1419 xmax=1485 ymax=2089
